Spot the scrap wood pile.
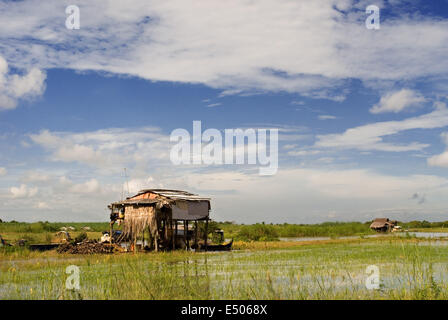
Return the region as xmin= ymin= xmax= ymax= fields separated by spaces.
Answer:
xmin=57 ymin=240 xmax=121 ymax=254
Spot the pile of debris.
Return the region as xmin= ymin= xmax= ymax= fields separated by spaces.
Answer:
xmin=57 ymin=240 xmax=120 ymax=254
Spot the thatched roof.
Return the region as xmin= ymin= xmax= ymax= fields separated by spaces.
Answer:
xmin=370 ymin=218 xmax=395 ymax=229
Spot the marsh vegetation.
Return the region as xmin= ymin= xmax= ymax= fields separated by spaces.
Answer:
xmin=2 ymin=237 xmax=448 ymax=300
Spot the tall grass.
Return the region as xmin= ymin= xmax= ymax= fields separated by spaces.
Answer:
xmin=219 ymin=221 xmax=375 ymax=240
xmin=234 ymin=223 xmax=279 ymax=241
xmin=2 ymin=238 xmax=448 ymax=299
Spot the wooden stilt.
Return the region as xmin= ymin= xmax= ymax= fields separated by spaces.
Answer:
xmin=186 ymin=221 xmax=189 ymax=250
xmin=183 ymin=220 xmax=187 ymax=250
xmin=204 ymin=218 xmax=209 ymax=252
xmin=154 ymin=226 xmax=158 ymax=252
xmin=171 ymin=219 xmax=175 ymax=250
xmin=148 ymin=226 xmax=152 ymax=250
xmin=164 ymin=218 xmax=169 ymax=248
xmin=174 ymin=220 xmax=178 ymax=250
xmin=109 ymin=220 xmax=113 ymax=247
xmin=194 ymin=220 xmax=198 ymax=249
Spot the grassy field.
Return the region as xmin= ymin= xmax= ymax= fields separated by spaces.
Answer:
xmin=2 ymin=236 xmax=448 ymax=300
xmin=0 ymin=221 xmax=379 ymax=244
xmin=2 ymin=220 xmax=448 ymax=300
xmin=0 ymin=221 xmax=106 ymax=245
xmin=2 ymin=220 xmax=447 ymax=244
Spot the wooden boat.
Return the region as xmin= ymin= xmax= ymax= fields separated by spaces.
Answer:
xmin=202 ymin=239 xmax=233 ymax=251
xmin=29 ymin=244 xmax=60 ymax=251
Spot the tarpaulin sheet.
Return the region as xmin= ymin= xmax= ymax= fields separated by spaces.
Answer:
xmin=171 ymin=200 xmax=209 ymax=220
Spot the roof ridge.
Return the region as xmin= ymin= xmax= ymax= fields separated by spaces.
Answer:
xmin=136 ymin=189 xmax=198 ymax=196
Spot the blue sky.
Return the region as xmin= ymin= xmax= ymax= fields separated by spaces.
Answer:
xmin=1 ymin=0 xmax=448 ymax=223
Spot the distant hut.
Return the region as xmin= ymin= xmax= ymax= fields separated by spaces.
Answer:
xmin=108 ymin=189 xmax=211 ymax=251
xmin=370 ymin=218 xmax=397 ymax=232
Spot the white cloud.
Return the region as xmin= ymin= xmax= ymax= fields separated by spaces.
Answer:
xmin=125 ymin=176 xmax=156 ymax=195
xmin=160 ymin=167 xmax=448 ymax=223
xmin=22 ymin=171 xmax=49 ymax=182
xmin=35 ymin=201 xmax=50 ymax=209
xmin=0 ymin=1 xmax=447 ymax=99
xmin=287 ymin=149 xmax=321 ymax=156
xmin=428 ymin=151 xmax=448 ymax=168
xmin=318 ymin=115 xmax=337 ymax=120
xmin=0 ymin=167 xmax=6 ymax=176
xmin=69 ymin=179 xmax=101 ymax=194
xmin=0 ymin=56 xmax=46 ymax=110
xmin=10 ymin=184 xmax=38 ymax=198
xmin=29 ymin=127 xmax=170 ymax=172
xmin=427 ymin=132 xmax=448 ymax=168
xmin=317 ymin=157 xmax=334 ymax=163
xmin=29 ymin=125 xmax=304 ymax=175
xmin=55 ymin=175 xmax=116 ymax=195
xmin=3 ymin=152 xmax=448 ymax=222
xmin=370 ymin=89 xmax=426 ymax=114
xmin=290 ymin=169 xmax=445 ymax=199
xmin=315 ymin=102 xmax=448 ymax=152
xmin=283 ymin=144 xmax=298 ymax=150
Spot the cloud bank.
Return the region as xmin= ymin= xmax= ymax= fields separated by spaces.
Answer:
xmin=0 ymin=0 xmax=447 ymax=102
xmin=0 ymin=56 xmax=46 ymax=110
xmin=370 ymin=89 xmax=426 ymax=114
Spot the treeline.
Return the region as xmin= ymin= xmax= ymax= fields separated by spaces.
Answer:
xmin=0 ymin=221 xmax=109 ymax=233
xmin=216 ymin=220 xmax=448 ymax=241
xmin=2 ymin=220 xmax=448 ymax=242
xmin=216 ymin=221 xmax=375 ymax=241
xmin=399 ymin=220 xmax=448 ymax=229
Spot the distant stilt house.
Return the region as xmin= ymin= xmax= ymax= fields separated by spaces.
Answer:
xmin=370 ymin=218 xmax=397 ymax=232
xmin=108 ymin=189 xmax=211 ymax=251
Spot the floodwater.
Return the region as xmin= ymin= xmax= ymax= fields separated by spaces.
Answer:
xmin=404 ymin=232 xmax=448 ymax=238
xmin=279 ymin=232 xmax=448 ymax=242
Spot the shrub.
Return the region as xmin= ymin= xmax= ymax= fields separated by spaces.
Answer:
xmin=235 ymin=224 xmax=279 ymax=241
xmin=74 ymin=232 xmax=88 ymax=243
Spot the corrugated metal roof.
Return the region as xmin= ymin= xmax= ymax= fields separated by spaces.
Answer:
xmin=137 ymin=189 xmax=194 ymax=195
xmin=111 ymin=198 xmax=159 ymax=206
xmin=135 ymin=189 xmax=211 ymax=201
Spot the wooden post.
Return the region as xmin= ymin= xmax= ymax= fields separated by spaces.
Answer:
xmin=109 ymin=220 xmax=113 ymax=246
xmin=154 ymin=229 xmax=158 ymax=252
xmin=154 ymin=207 xmax=159 ymax=252
xmin=159 ymin=218 xmax=165 ymax=246
xmin=183 ymin=220 xmax=187 ymax=250
xmin=164 ymin=218 xmax=168 ymax=242
xmin=204 ymin=218 xmax=209 ymax=252
xmin=194 ymin=220 xmax=198 ymax=250
xmin=174 ymin=220 xmax=178 ymax=250
xmin=186 ymin=220 xmax=190 ymax=250
xmin=109 ymin=207 xmax=116 ymax=246
xmin=147 ymin=226 xmax=152 ymax=250
xmin=170 ymin=218 xmax=174 ymax=250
